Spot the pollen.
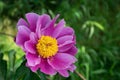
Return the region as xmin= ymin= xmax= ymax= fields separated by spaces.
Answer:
xmin=36 ymin=36 xmax=58 ymax=58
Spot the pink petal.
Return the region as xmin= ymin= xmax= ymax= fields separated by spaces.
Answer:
xmin=17 ymin=18 xmax=28 ymax=27
xmin=36 ymin=14 xmax=51 ymax=29
xmin=26 ymin=63 xmax=40 ymax=72
xmin=73 ymin=35 xmax=76 ymax=44
xmin=58 ymin=65 xmax=76 ymax=77
xmin=26 ymin=53 xmax=41 ymax=67
xmin=16 ymin=26 xmax=31 ymax=48
xmin=52 ymin=19 xmax=65 ymax=38
xmin=24 ymin=40 xmax=36 ymax=54
xmin=58 ymin=41 xmax=74 ymax=52
xmin=42 ymin=14 xmax=59 ymax=36
xmin=30 ymin=65 xmax=40 ymax=72
xmin=36 ymin=14 xmax=51 ymax=38
xmin=36 ymin=22 xmax=41 ymax=38
xmin=57 ymin=35 xmax=73 ymax=44
xmin=40 ymin=59 xmax=57 ymax=75
xmin=26 ymin=12 xmax=39 ymax=32
xmin=65 ymin=46 xmax=78 ymax=56
xmin=58 ymin=70 xmax=69 ymax=77
xmin=57 ymin=27 xmax=74 ymax=38
xmin=67 ymin=65 xmax=76 ymax=72
xmin=48 ymin=53 xmax=77 ymax=70
xmin=30 ymin=32 xmax=38 ymax=44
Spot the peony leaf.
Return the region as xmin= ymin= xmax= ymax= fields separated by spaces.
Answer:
xmin=0 ymin=53 xmax=7 ymax=80
xmin=37 ymin=70 xmax=47 ymax=80
xmin=14 ymin=60 xmax=41 ymax=80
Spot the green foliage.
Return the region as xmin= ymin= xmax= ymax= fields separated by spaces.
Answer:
xmin=14 ymin=61 xmax=41 ymax=80
xmin=0 ymin=53 xmax=7 ymax=80
xmin=0 ymin=0 xmax=120 ymax=80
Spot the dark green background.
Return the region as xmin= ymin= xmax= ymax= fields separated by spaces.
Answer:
xmin=0 ymin=0 xmax=120 ymax=80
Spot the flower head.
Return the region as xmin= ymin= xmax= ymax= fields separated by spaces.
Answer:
xmin=15 ymin=13 xmax=78 ymax=77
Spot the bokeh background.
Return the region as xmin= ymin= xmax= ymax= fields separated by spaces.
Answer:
xmin=0 ymin=0 xmax=120 ymax=80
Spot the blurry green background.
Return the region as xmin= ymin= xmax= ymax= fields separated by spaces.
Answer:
xmin=0 ymin=0 xmax=120 ymax=80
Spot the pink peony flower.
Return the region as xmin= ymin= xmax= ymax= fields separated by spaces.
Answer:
xmin=15 ymin=13 xmax=78 ymax=77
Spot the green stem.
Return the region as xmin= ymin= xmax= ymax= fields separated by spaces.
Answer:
xmin=75 ymin=70 xmax=86 ymax=80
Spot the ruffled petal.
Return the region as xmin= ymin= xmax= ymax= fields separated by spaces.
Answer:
xmin=57 ymin=27 xmax=74 ymax=38
xmin=48 ymin=53 xmax=77 ymax=70
xmin=37 ymin=14 xmax=51 ymax=29
xmin=58 ymin=70 xmax=69 ymax=77
xmin=52 ymin=19 xmax=65 ymax=38
xmin=40 ymin=59 xmax=57 ymax=75
xmin=57 ymin=35 xmax=73 ymax=44
xmin=26 ymin=53 xmax=41 ymax=67
xmin=16 ymin=25 xmax=31 ymax=48
xmin=30 ymin=65 xmax=40 ymax=72
xmin=73 ymin=35 xmax=76 ymax=44
xmin=58 ymin=41 xmax=74 ymax=52
xmin=36 ymin=22 xmax=41 ymax=38
xmin=26 ymin=63 xmax=40 ymax=72
xmin=24 ymin=40 xmax=36 ymax=54
xmin=42 ymin=14 xmax=59 ymax=36
xmin=58 ymin=65 xmax=76 ymax=77
xmin=17 ymin=18 xmax=28 ymax=27
xmin=67 ymin=65 xmax=76 ymax=72
xmin=36 ymin=14 xmax=51 ymax=38
xmin=26 ymin=12 xmax=39 ymax=32
xmin=30 ymin=32 xmax=38 ymax=44
xmin=65 ymin=46 xmax=78 ymax=56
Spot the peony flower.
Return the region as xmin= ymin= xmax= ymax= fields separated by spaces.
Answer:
xmin=15 ymin=12 xmax=78 ymax=77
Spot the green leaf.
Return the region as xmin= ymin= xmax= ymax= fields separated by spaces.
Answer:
xmin=50 ymin=74 xmax=68 ymax=80
xmin=0 ymin=1 xmax=5 ymax=13
xmin=93 ymin=21 xmax=104 ymax=31
xmin=6 ymin=50 xmax=16 ymax=80
xmin=82 ymin=21 xmax=104 ymax=31
xmin=92 ymin=69 xmax=107 ymax=74
xmin=89 ymin=26 xmax=94 ymax=38
xmin=14 ymin=60 xmax=29 ymax=80
xmin=8 ymin=50 xmax=16 ymax=71
xmin=0 ymin=53 xmax=7 ymax=80
xmin=37 ymin=70 xmax=47 ymax=80
xmin=14 ymin=60 xmax=41 ymax=80
xmin=24 ymin=71 xmax=41 ymax=80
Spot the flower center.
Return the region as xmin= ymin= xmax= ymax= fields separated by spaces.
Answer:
xmin=36 ymin=36 xmax=58 ymax=58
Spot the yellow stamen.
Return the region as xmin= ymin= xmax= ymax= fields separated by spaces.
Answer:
xmin=36 ymin=36 xmax=58 ymax=58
